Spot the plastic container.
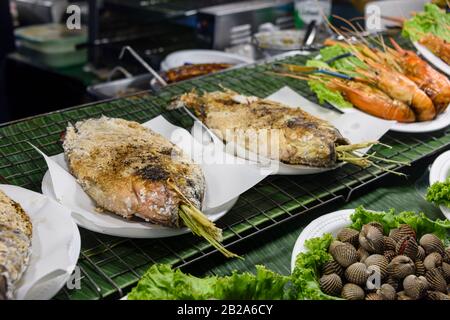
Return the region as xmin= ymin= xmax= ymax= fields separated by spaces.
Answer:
xmin=15 ymin=23 xmax=87 ymax=68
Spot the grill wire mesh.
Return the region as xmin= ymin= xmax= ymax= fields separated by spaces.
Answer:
xmin=1 ymin=39 xmax=450 ymax=299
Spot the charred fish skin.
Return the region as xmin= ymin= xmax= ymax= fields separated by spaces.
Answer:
xmin=0 ymin=190 xmax=32 ymax=300
xmin=63 ymin=116 xmax=205 ymax=228
xmin=173 ymin=90 xmax=349 ymax=167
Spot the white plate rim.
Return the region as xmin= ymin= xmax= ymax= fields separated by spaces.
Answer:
xmin=0 ymin=184 xmax=81 ymax=300
xmin=429 ymin=150 xmax=450 ymax=220
xmin=290 ymin=209 xmax=354 ymax=273
xmin=413 ymin=41 xmax=450 ymax=76
xmin=41 ymin=170 xmax=238 ymax=238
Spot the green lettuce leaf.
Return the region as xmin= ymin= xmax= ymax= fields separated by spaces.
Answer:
xmin=402 ymin=3 xmax=450 ymax=42
xmin=292 ymin=233 xmax=341 ymax=300
xmin=128 ymin=264 xmax=290 ymax=300
xmin=349 ymin=206 xmax=450 ymax=245
xmin=426 ymin=178 xmax=450 ymax=208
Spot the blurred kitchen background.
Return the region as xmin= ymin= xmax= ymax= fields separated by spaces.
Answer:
xmin=0 ymin=0 xmax=401 ymax=123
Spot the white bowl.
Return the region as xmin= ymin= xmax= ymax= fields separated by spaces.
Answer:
xmin=160 ymin=50 xmax=252 ymax=71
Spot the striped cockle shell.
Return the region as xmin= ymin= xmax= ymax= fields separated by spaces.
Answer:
xmin=330 ymin=243 xmax=358 ymax=268
xmin=396 ymin=236 xmax=418 ymax=260
xmin=329 ymin=240 xmax=345 ymax=254
xmin=365 ymin=292 xmax=383 ymax=300
xmin=359 ymin=225 xmax=384 ymax=253
xmin=389 ymin=225 xmax=416 ymax=243
xmin=385 ymin=277 xmax=400 ymax=291
xmin=384 ymin=236 xmax=397 ymax=252
xmin=387 ymin=255 xmax=415 ymax=279
xmin=384 ymin=250 xmax=396 ymax=262
xmin=337 ymin=228 xmax=359 ymax=247
xmin=321 ymin=260 xmax=344 ymax=278
xmin=423 ymin=252 xmax=443 ymax=271
xmin=377 ymin=283 xmax=397 ymax=300
xmin=415 ymin=260 xmax=426 ymax=276
xmin=364 ymin=254 xmax=388 ymax=279
xmin=341 ymin=283 xmax=365 ymax=300
xmin=416 ymin=246 xmax=426 ymax=261
xmin=403 ymin=275 xmax=429 ymax=300
xmin=345 ymin=262 xmax=370 ymax=286
xmin=357 ymin=247 xmax=369 ymax=263
xmin=425 ymin=268 xmax=447 ymax=293
xmin=319 ymin=273 xmax=343 ymax=297
xmin=397 ymin=291 xmax=412 ymax=300
xmin=419 ymin=234 xmax=445 ymax=256
xmin=426 ymin=291 xmax=450 ymax=300
xmin=367 ymin=222 xmax=384 ymax=234
xmin=441 ymin=262 xmax=450 ymax=281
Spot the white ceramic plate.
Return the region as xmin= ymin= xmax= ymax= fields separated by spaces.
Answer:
xmin=290 ymin=209 xmax=353 ymax=272
xmin=429 ymin=150 xmax=450 ymax=220
xmin=41 ymin=168 xmax=238 ymax=238
xmin=338 ymin=106 xmax=450 ymax=133
xmin=160 ymin=50 xmax=252 ymax=71
xmin=0 ymin=184 xmax=80 ymax=300
xmin=414 ymin=41 xmax=450 ymax=77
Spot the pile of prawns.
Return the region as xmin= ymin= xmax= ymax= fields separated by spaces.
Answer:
xmin=275 ymin=19 xmax=450 ymax=123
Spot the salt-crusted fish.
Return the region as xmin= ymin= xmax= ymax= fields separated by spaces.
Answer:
xmin=172 ymin=90 xmax=352 ymax=168
xmin=63 ymin=117 xmax=236 ymax=257
xmin=0 ymin=190 xmax=32 ymax=300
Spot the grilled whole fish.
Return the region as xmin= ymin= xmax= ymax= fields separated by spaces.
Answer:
xmin=63 ymin=117 xmax=205 ymax=228
xmin=173 ymin=90 xmax=350 ymax=167
xmin=0 ymin=190 xmax=32 ymax=300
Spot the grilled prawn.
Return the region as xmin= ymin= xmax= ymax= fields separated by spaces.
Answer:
xmin=419 ymin=34 xmax=450 ymax=65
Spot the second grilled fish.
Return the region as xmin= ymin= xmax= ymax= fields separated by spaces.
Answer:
xmin=173 ymin=90 xmax=350 ymax=167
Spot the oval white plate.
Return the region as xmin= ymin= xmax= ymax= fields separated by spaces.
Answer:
xmin=414 ymin=41 xmax=450 ymax=77
xmin=290 ymin=209 xmax=353 ymax=272
xmin=161 ymin=50 xmax=252 ymax=71
xmin=0 ymin=184 xmax=80 ymax=300
xmin=41 ymin=170 xmax=238 ymax=238
xmin=429 ymin=150 xmax=450 ymax=220
xmin=339 ymin=106 xmax=450 ymax=133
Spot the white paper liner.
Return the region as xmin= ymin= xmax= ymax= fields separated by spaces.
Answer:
xmin=0 ymin=185 xmax=80 ymax=300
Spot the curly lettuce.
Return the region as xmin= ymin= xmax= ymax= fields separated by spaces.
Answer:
xmin=427 ymin=177 xmax=450 ymax=208
xmin=403 ymin=3 xmax=450 ymax=42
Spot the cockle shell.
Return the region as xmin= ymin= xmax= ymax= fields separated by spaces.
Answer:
xmin=419 ymin=234 xmax=445 ymax=256
xmin=441 ymin=262 xmax=450 ymax=281
xmin=415 ymin=260 xmax=426 ymax=276
xmin=384 ymin=236 xmax=397 ymax=252
xmin=384 ymin=250 xmax=396 ymax=262
xmin=364 ymin=254 xmax=388 ymax=279
xmin=385 ymin=277 xmax=400 ymax=291
xmin=389 ymin=225 xmax=416 ymax=243
xmin=387 ymin=255 xmax=415 ymax=279
xmin=367 ymin=222 xmax=384 ymax=234
xmin=330 ymin=243 xmax=358 ymax=268
xmin=357 ymin=247 xmax=369 ymax=263
xmin=377 ymin=283 xmax=397 ymax=300
xmin=416 ymin=246 xmax=426 ymax=261
xmin=319 ymin=273 xmax=343 ymax=296
xmin=396 ymin=236 xmax=418 ymax=260
xmin=365 ymin=292 xmax=383 ymax=300
xmin=341 ymin=283 xmax=365 ymax=300
xmin=403 ymin=275 xmax=429 ymax=300
xmin=423 ymin=252 xmax=443 ymax=271
xmin=397 ymin=291 xmax=412 ymax=300
xmin=345 ymin=262 xmax=370 ymax=286
xmin=359 ymin=225 xmax=384 ymax=253
xmin=426 ymin=291 xmax=450 ymax=300
xmin=329 ymin=240 xmax=344 ymax=254
xmin=425 ymin=268 xmax=447 ymax=293
xmin=337 ymin=228 xmax=359 ymax=247
xmin=321 ymin=260 xmax=344 ymax=278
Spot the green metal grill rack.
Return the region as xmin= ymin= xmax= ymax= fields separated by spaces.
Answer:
xmin=2 ymin=39 xmax=450 ymax=299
